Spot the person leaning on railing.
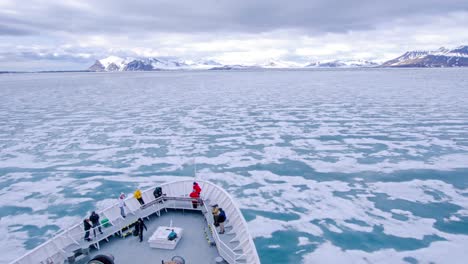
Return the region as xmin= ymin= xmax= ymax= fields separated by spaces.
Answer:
xmin=193 ymin=182 xmax=202 ymax=195
xmin=83 ymin=219 xmax=92 ymax=241
xmin=134 ymin=188 xmax=145 ymax=205
xmin=189 ymin=190 xmax=200 ymax=208
xmin=217 ymin=208 xmax=226 ymax=234
xmin=118 ymin=193 xmax=127 ymax=218
xmin=90 ymin=211 xmax=103 ymax=236
xmin=212 ymin=204 xmax=220 ymax=225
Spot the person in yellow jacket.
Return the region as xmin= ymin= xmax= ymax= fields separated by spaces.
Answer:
xmin=212 ymin=204 xmax=220 ymax=225
xmin=134 ymin=189 xmax=144 ymax=205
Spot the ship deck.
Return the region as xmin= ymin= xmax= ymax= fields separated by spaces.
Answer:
xmin=86 ymin=209 xmax=222 ymax=263
xmin=11 ymin=180 xmax=259 ymax=264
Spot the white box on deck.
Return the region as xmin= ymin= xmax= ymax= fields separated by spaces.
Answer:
xmin=148 ymin=226 xmax=183 ymax=250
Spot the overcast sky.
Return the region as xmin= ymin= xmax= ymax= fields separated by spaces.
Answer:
xmin=1 ymin=0 xmax=468 ymax=71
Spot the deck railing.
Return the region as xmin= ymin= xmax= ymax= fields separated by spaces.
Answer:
xmin=202 ymin=201 xmax=245 ymax=263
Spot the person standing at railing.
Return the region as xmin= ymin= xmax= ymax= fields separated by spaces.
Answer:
xmin=90 ymin=211 xmax=103 ymax=236
xmin=134 ymin=188 xmax=145 ymax=205
xmin=119 ymin=193 xmax=127 ymax=218
xmin=189 ymin=190 xmax=200 ymax=208
xmin=193 ymin=182 xmax=202 ymax=195
xmin=217 ymin=208 xmax=226 ymax=234
xmin=212 ymin=204 xmax=220 ymax=225
xmin=83 ymin=219 xmax=92 ymax=241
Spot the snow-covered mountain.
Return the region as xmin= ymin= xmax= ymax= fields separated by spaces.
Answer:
xmin=89 ymin=56 xmax=379 ymax=71
xmin=88 ymin=56 xmax=222 ymax=71
xmin=306 ymin=60 xmax=379 ymax=68
xmin=125 ymin=58 xmax=190 ymax=71
xmin=88 ymin=46 xmax=468 ymax=71
xmin=88 ymin=56 xmax=134 ymax=71
xmin=382 ymin=46 xmax=468 ymax=67
xmin=259 ymin=60 xmax=305 ymax=68
xmin=210 ymin=64 xmax=261 ymax=70
xmin=185 ymin=59 xmax=222 ymax=69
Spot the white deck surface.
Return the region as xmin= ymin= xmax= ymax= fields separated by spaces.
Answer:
xmin=87 ymin=209 xmax=222 ymax=263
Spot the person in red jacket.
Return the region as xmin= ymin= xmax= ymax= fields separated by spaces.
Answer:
xmin=189 ymin=190 xmax=200 ymax=208
xmin=193 ymin=182 xmax=201 ymax=195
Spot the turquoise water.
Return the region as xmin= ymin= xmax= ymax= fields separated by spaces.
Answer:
xmin=1 ymin=69 xmax=468 ymax=263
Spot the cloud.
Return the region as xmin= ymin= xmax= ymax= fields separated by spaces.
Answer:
xmin=0 ymin=1 xmax=468 ymax=70
xmin=2 ymin=0 xmax=468 ymax=35
xmin=0 ymin=24 xmax=33 ymax=36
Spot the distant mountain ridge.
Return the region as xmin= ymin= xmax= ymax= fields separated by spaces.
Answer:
xmin=88 ymin=57 xmax=381 ymax=71
xmin=88 ymin=45 xmax=468 ymax=71
xmin=306 ymin=60 xmax=379 ymax=68
xmin=382 ymin=46 xmax=468 ymax=67
xmin=88 ymin=56 xmax=222 ymax=71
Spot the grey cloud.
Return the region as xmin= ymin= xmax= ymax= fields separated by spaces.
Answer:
xmin=0 ymin=47 xmax=96 ymax=64
xmin=0 ymin=24 xmax=34 ymax=36
xmin=1 ymin=0 xmax=468 ymax=36
xmin=0 ymin=51 xmax=88 ymax=71
xmin=91 ymin=0 xmax=468 ymax=34
xmin=17 ymin=52 xmax=92 ymax=62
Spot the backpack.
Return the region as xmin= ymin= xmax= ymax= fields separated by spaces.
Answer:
xmin=218 ymin=211 xmax=226 ymax=222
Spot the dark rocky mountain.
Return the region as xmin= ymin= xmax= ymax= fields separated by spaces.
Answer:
xmin=123 ymin=60 xmax=154 ymax=71
xmin=451 ymin=46 xmax=468 ymax=54
xmin=382 ymin=46 xmax=468 ymax=67
xmin=88 ymin=60 xmax=105 ymax=71
xmin=106 ymin=63 xmax=120 ymax=71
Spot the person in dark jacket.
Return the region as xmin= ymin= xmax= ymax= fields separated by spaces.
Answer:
xmin=217 ymin=208 xmax=226 ymax=234
xmin=83 ymin=219 xmax=92 ymax=241
xmin=135 ymin=218 xmax=147 ymax=242
xmin=90 ymin=211 xmax=103 ymax=236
